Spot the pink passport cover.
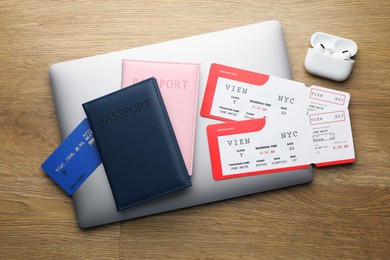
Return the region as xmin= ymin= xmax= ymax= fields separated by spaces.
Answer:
xmin=121 ymin=60 xmax=200 ymax=176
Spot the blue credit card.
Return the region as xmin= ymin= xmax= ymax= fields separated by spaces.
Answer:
xmin=41 ymin=118 xmax=101 ymax=195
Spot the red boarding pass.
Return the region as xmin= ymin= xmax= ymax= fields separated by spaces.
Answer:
xmin=207 ymin=108 xmax=355 ymax=180
xmin=201 ymin=63 xmax=350 ymax=122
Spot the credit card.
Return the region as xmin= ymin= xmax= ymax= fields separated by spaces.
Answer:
xmin=41 ymin=118 xmax=101 ymax=195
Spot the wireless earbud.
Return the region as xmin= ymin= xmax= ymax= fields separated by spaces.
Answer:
xmin=315 ymin=44 xmax=351 ymax=60
xmin=335 ymin=50 xmax=351 ymax=60
xmin=304 ymin=32 xmax=358 ymax=81
xmin=315 ymin=43 xmax=334 ymax=58
xmin=315 ymin=43 xmax=326 ymax=53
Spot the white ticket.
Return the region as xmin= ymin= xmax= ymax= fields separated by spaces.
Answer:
xmin=207 ymin=108 xmax=355 ymax=180
xmin=201 ymin=63 xmax=350 ymax=121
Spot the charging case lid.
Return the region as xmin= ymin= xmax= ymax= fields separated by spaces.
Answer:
xmin=310 ymin=32 xmax=358 ymax=57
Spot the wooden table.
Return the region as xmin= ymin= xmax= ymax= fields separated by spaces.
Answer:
xmin=1 ymin=1 xmax=389 ymax=259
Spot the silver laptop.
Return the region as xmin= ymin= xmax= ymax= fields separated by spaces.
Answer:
xmin=49 ymin=20 xmax=313 ymax=228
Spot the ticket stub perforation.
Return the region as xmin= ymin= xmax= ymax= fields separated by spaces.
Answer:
xmin=200 ymin=63 xmax=350 ymax=121
xmin=207 ymin=108 xmax=355 ymax=180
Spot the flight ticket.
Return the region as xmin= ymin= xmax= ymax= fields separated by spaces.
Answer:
xmin=200 ymin=63 xmax=350 ymax=121
xmin=207 ymin=108 xmax=355 ymax=180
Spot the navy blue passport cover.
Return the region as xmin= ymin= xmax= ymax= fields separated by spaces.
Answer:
xmin=82 ymin=77 xmax=191 ymax=211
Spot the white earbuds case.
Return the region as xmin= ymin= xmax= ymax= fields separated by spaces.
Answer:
xmin=304 ymin=32 xmax=358 ymax=81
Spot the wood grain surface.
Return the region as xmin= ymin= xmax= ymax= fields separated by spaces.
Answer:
xmin=1 ymin=1 xmax=389 ymax=259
